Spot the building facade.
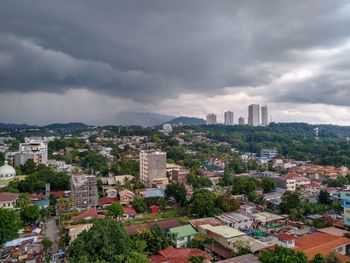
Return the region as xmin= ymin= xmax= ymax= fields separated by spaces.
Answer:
xmin=224 ymin=111 xmax=234 ymax=125
xmin=71 ymin=174 xmax=97 ymax=210
xmin=206 ymin=113 xmax=217 ymax=125
xmin=238 ymin=117 xmax=245 ymax=125
xmin=248 ymin=104 xmax=260 ymax=126
xmin=140 ymin=150 xmax=168 ymax=187
xmin=261 ymin=105 xmax=269 ymax=126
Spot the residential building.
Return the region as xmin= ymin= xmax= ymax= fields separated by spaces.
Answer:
xmin=340 ymin=191 xmax=350 ymax=226
xmin=65 ymin=224 xmax=93 ymax=242
xmin=273 ymin=176 xmax=296 ymax=191
xmin=276 ymin=233 xmax=296 ymax=248
xmin=248 ymin=104 xmax=260 ymax=126
xmin=261 ymin=105 xmax=269 ymax=126
xmin=238 ymin=117 xmax=245 ymax=125
xmin=224 ymin=111 xmax=234 ymax=126
xmin=172 ymin=168 xmax=189 ymax=185
xmin=216 ymin=212 xmax=254 ymax=230
xmin=206 ymin=113 xmax=217 ymax=125
xmin=169 ymin=224 xmax=197 ymax=248
xmin=140 ymin=150 xmax=168 ymax=187
xmin=119 ymin=189 xmax=135 ymax=205
xmin=294 ymin=232 xmax=350 ymax=261
xmin=260 ymin=148 xmax=278 ymax=159
xmin=0 ymin=192 xmax=18 ymax=209
xmin=150 ymin=247 xmax=212 ymax=263
xmin=252 ymin=212 xmax=287 ymax=228
xmin=216 ymin=254 xmax=260 ymax=263
xmin=71 ymin=174 xmax=97 ymax=210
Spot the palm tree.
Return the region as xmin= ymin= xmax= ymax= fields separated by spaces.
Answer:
xmin=115 ymin=181 xmax=122 ymax=192
xmin=65 ymin=198 xmax=73 ymax=210
xmin=57 ymin=197 xmax=65 ymax=211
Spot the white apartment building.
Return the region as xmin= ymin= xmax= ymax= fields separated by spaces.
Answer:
xmin=248 ymin=104 xmax=260 ymax=126
xmin=206 ymin=113 xmax=217 ymax=125
xmin=224 ymin=111 xmax=234 ymax=125
xmin=140 ymin=150 xmax=168 ymax=187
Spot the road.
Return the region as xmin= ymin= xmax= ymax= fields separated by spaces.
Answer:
xmin=45 ymin=217 xmax=59 ymax=255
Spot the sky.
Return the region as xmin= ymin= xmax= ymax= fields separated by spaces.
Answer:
xmin=1 ymin=1 xmax=350 ymax=125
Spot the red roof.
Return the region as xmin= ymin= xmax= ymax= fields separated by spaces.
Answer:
xmin=0 ymin=192 xmax=19 ymax=202
xmin=69 ymin=209 xmax=105 ymax=222
xmin=124 ymin=207 xmax=137 ymax=215
xmin=276 ymin=233 xmax=295 ymax=241
xmin=98 ymin=197 xmax=118 ymax=206
xmin=50 ymin=191 xmax=65 ymax=198
xmin=150 ymin=246 xmax=212 ymax=263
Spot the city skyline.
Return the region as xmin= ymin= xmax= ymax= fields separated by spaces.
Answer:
xmin=1 ymin=1 xmax=350 ymax=125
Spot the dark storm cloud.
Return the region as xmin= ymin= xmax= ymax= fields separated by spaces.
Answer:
xmin=0 ymin=0 xmax=350 ymax=105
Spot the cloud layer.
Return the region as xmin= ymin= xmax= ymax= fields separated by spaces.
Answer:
xmin=1 ymin=1 xmax=350 ymax=124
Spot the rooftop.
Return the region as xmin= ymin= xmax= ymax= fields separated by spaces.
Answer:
xmin=169 ymin=224 xmax=197 ymax=238
xmin=0 ymin=192 xmax=19 ymax=202
xmin=199 ymin=224 xmax=245 ymax=239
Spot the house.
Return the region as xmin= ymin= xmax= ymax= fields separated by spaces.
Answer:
xmin=141 ymin=188 xmax=165 ymax=198
xmin=198 ymin=225 xmax=245 ymax=249
xmin=217 ymin=212 xmax=254 ymax=230
xmin=189 ymin=217 xmax=222 ymax=230
xmin=294 ymin=232 xmax=350 ymax=261
xmin=115 ymin=175 xmax=134 ymax=185
xmin=69 ymin=209 xmax=106 ymax=223
xmin=105 ymin=188 xmax=118 ymax=198
xmin=65 ymin=223 xmax=93 ymax=242
xmin=119 ymin=189 xmax=135 ymax=205
xmin=276 ymin=233 xmax=296 ymax=248
xmin=150 ymin=205 xmax=160 ymax=213
xmin=303 ymin=182 xmax=321 ymax=196
xmin=0 ymin=192 xmax=19 ymax=209
xmin=123 ymin=207 xmax=137 ymax=220
xmin=150 ymin=246 xmax=212 ymax=263
xmin=168 ymin=225 xmax=197 ymax=248
xmin=252 ymin=212 xmax=287 ymax=228
xmin=215 ymin=254 xmax=260 ymax=263
xmin=97 ymin=197 xmax=118 ymax=208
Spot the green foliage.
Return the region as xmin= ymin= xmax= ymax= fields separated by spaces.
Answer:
xmin=312 ymin=218 xmax=332 ymax=229
xmin=77 ymin=150 xmax=108 ymax=175
xmin=216 ymin=192 xmax=240 ymax=212
xmin=325 ymin=251 xmax=341 ymax=263
xmin=310 ymin=253 xmax=327 ymax=263
xmin=189 ymin=255 xmax=206 ymax=263
xmin=68 ymin=219 xmax=134 ymax=262
xmin=107 ymin=203 xmax=124 ymax=219
xmin=191 ymin=189 xmax=219 ymax=217
xmin=231 ymin=239 xmax=251 ymax=257
xmin=231 ymin=176 xmax=259 ymax=196
xmin=187 ymin=171 xmax=212 ymax=188
xmin=279 ymin=191 xmax=301 ymax=214
xmin=5 ymin=165 xmax=70 ymax=193
xmin=259 ymin=245 xmax=308 ymax=263
xmin=165 ymin=182 xmax=186 ymax=205
xmin=17 ymin=193 xmax=31 ymax=209
xmin=318 ymin=190 xmax=332 ymax=205
xmin=0 ymin=208 xmax=21 ymax=244
xmin=21 ymin=205 xmax=40 ymax=224
xmin=112 ymin=158 xmax=139 ymax=176
xmin=132 ymin=197 xmax=147 ymax=213
xmin=21 ymin=159 xmax=36 ymax=174
xmin=131 ymin=224 xmax=173 ymax=255
xmin=261 ymin=177 xmax=276 ymax=193
xmin=42 ymin=237 xmax=53 ymax=252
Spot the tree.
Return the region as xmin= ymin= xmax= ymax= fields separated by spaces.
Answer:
xmin=310 ymin=253 xmax=327 ymax=263
xmin=131 ymin=197 xmax=147 ymax=213
xmin=232 ymin=239 xmax=251 ymax=257
xmin=312 ymin=218 xmax=332 ymax=229
xmin=17 ymin=193 xmax=31 ymax=209
xmin=279 ymin=191 xmax=301 ymax=214
xmin=131 ymin=224 xmax=172 ymax=255
xmin=191 ymin=190 xmax=219 ymax=217
xmin=68 ymin=219 xmax=135 ymax=262
xmin=216 ymin=192 xmax=240 ymax=212
xmin=42 ymin=237 xmax=53 ymax=254
xmin=107 ymin=203 xmax=124 ymax=220
xmin=261 ymin=178 xmax=276 ymax=193
xmin=325 ymin=251 xmax=341 ymax=263
xmin=21 ymin=159 xmax=36 ymax=174
xmin=318 ymin=190 xmax=332 ymax=205
xmin=259 ymin=246 xmax=308 ymax=263
xmin=21 ymin=205 xmax=40 ymax=224
xmin=165 ymin=182 xmax=186 ymax=205
xmin=0 ymin=208 xmax=21 ymax=244
xmin=189 ymin=255 xmax=206 ymax=263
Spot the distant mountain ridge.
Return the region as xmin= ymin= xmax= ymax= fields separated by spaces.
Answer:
xmin=166 ymin=116 xmax=206 ymax=125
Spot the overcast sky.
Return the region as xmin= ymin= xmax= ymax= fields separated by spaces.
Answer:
xmin=1 ymin=1 xmax=350 ymax=125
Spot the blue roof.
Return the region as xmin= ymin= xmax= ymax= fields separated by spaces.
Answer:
xmin=34 ymin=199 xmax=49 ymax=208
xmin=144 ymin=188 xmax=165 ymax=198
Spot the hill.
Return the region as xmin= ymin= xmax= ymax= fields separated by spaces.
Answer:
xmin=167 ymin=116 xmax=206 ymax=126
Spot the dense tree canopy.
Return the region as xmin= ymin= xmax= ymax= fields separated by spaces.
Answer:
xmin=259 ymin=246 xmax=308 ymax=263
xmin=0 ymin=208 xmax=21 ymax=244
xmin=191 ymin=189 xmax=219 ymax=217
xmin=165 ymin=182 xmax=186 ymax=205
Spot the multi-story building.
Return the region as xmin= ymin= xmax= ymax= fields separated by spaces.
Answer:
xmin=340 ymin=191 xmax=350 ymax=226
xmin=261 ymin=105 xmax=269 ymax=126
xmin=206 ymin=113 xmax=217 ymax=125
xmin=238 ymin=117 xmax=245 ymax=125
xmin=71 ymin=174 xmax=97 ymax=210
xmin=140 ymin=150 xmax=168 ymax=187
xmin=224 ymin=111 xmax=234 ymax=126
xmin=248 ymin=104 xmax=260 ymax=126
xmin=260 ymin=148 xmax=278 ymax=159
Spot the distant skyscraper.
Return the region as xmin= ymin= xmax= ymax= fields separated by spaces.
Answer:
xmin=206 ymin=113 xmax=217 ymax=125
xmin=224 ymin=111 xmax=234 ymax=125
xmin=238 ymin=117 xmax=245 ymax=125
xmin=248 ymin=104 xmax=260 ymax=126
xmin=261 ymin=105 xmax=268 ymax=126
